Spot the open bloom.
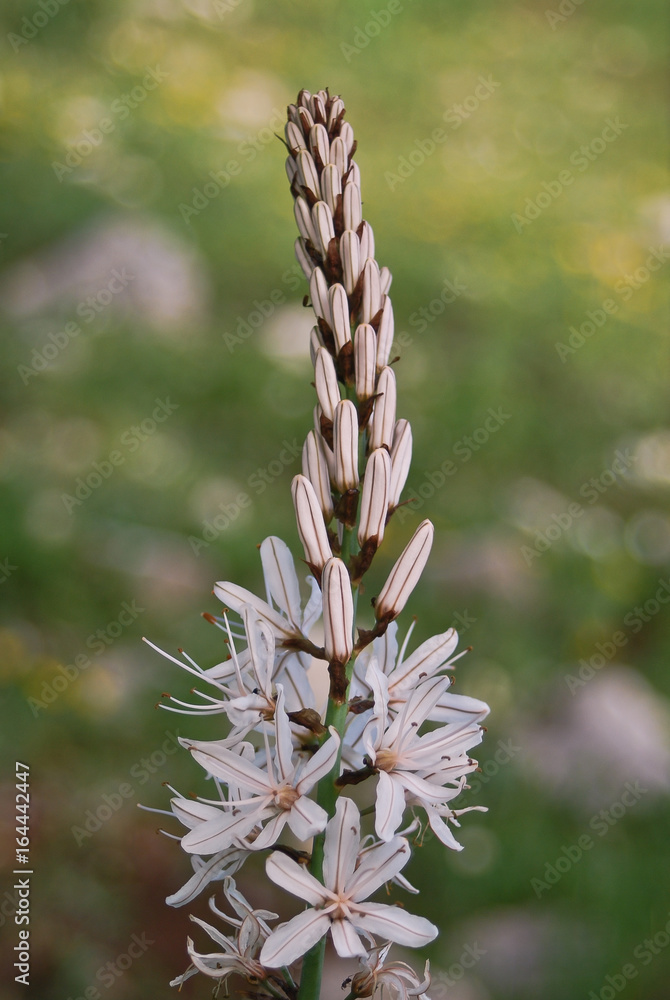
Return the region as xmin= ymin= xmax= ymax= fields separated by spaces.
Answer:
xmin=180 ymin=688 xmax=340 ymax=854
xmin=259 ymin=797 xmax=437 ymax=967
xmin=345 ymin=942 xmax=431 ymax=999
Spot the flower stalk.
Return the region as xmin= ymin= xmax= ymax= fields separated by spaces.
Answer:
xmin=145 ymin=88 xmax=491 ymax=1000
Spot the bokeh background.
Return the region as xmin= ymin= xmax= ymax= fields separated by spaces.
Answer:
xmin=1 ymin=0 xmax=669 ymax=997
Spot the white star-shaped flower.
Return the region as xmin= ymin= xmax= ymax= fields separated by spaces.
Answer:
xmin=259 ymin=797 xmax=437 ymax=967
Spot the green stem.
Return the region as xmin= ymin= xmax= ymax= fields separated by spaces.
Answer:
xmin=297 ymin=584 xmax=359 ymax=1000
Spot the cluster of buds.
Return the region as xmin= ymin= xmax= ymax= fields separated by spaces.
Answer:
xmin=145 ymin=89 xmax=490 ymax=1000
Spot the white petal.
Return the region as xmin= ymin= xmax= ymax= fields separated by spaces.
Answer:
xmin=355 ymin=903 xmax=438 ymax=948
xmin=181 ymin=806 xmax=269 ymax=855
xmin=246 ymin=810 xmax=289 ymax=851
xmin=166 ymin=850 xmax=247 ymax=907
xmin=170 ymin=797 xmax=225 ymax=829
xmin=265 ymin=851 xmax=331 ymax=905
xmin=213 ymin=581 xmax=292 ymax=638
xmin=260 ymin=536 xmax=302 ymax=629
xmin=425 ymin=805 xmax=464 ymax=850
xmin=187 ymin=741 xmax=270 ymax=793
xmin=260 ymin=908 xmax=332 ymax=968
xmin=389 ymin=628 xmax=458 ymax=690
xmin=323 ymin=795 xmax=360 ymax=893
xmin=287 ymin=795 xmax=328 ymax=841
xmin=373 ymin=771 xmax=407 ymax=842
xmin=348 ymin=834 xmax=411 ymax=900
xmin=385 ymin=675 xmax=450 ymax=747
xmin=296 ymin=730 xmax=341 ymax=793
xmin=273 ymin=686 xmax=295 ymax=781
xmin=429 ymin=692 xmax=491 ymax=723
xmin=330 ymin=917 xmax=367 ymax=958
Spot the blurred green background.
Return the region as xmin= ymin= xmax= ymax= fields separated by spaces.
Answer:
xmin=1 ymin=0 xmax=669 ymax=997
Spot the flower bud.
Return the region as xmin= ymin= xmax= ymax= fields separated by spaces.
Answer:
xmin=329 ymin=284 xmax=351 ymax=352
xmin=292 ymin=475 xmax=333 ymax=575
xmin=302 ymin=430 xmax=334 ymax=520
xmin=359 ymin=221 xmax=375 ymax=265
xmin=308 ymin=123 xmax=329 ymax=166
xmin=354 ymin=324 xmax=377 ymax=400
xmin=295 ymin=238 xmax=314 ymax=280
xmin=313 ymin=200 xmax=335 ymax=258
xmin=358 ymin=448 xmax=391 ymax=547
xmin=343 ymin=182 xmax=362 ymax=231
xmin=315 ymin=347 xmax=341 ymax=422
xmin=389 ymin=419 xmax=413 ymax=507
xmin=322 ymin=557 xmax=354 ymax=664
xmin=333 ymin=399 xmax=359 ymax=492
xmin=294 ymin=196 xmax=317 ymax=246
xmin=328 ymin=135 xmax=348 ymax=175
xmin=376 ymin=297 xmax=394 ymax=368
xmin=340 ymin=121 xmax=355 ymax=156
xmin=361 ymin=258 xmax=382 ymax=323
xmin=296 ymin=149 xmax=320 ymax=200
xmin=380 ymin=266 xmax=392 ymax=295
xmin=285 ymin=121 xmax=306 ymax=154
xmin=369 ymin=366 xmax=397 ymax=451
xmin=375 ymin=519 xmax=434 ymax=622
xmin=310 ymin=267 xmax=331 ymax=325
xmin=327 ymin=97 xmax=345 ymax=131
xmin=321 ymin=163 xmax=342 ymax=216
xmin=340 ymin=230 xmax=361 ymax=295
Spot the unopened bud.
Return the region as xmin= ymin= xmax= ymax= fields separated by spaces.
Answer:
xmin=354 ymin=324 xmax=377 ymax=400
xmin=308 ymin=123 xmax=329 ymax=166
xmin=315 ymin=347 xmax=341 ymax=422
xmin=302 ymin=430 xmax=334 ymax=520
xmin=292 ymin=475 xmax=333 ymax=575
xmin=322 ymin=557 xmax=354 ymax=664
xmin=389 ymin=419 xmax=413 ymax=506
xmin=369 ymin=366 xmax=397 ymax=450
xmin=296 ymin=149 xmax=320 ymax=200
xmin=375 ymin=519 xmax=434 ymax=622
xmin=343 ymin=182 xmax=362 ymax=231
xmin=310 ymin=267 xmax=331 ymax=325
xmin=358 ymin=448 xmax=391 ymax=546
xmin=361 ymin=258 xmax=382 ymax=323
xmin=359 ymin=222 xmax=375 ymax=266
xmin=333 ymin=400 xmax=359 ymax=492
xmin=376 ymin=297 xmax=394 ymax=369
xmin=329 ymin=284 xmax=351 ymax=352
xmin=313 ymin=200 xmax=335 ymax=258
xmin=328 ymin=135 xmax=348 ymax=175
xmin=285 ymin=121 xmax=306 ymax=154
xmin=294 ymin=196 xmax=317 ymax=246
xmin=295 ymin=238 xmax=314 ymax=280
xmin=321 ymin=163 xmax=342 ymax=216
xmin=340 ymin=230 xmax=361 ymax=295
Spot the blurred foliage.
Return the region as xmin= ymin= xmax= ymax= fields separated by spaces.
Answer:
xmin=1 ymin=0 xmax=669 ymax=998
